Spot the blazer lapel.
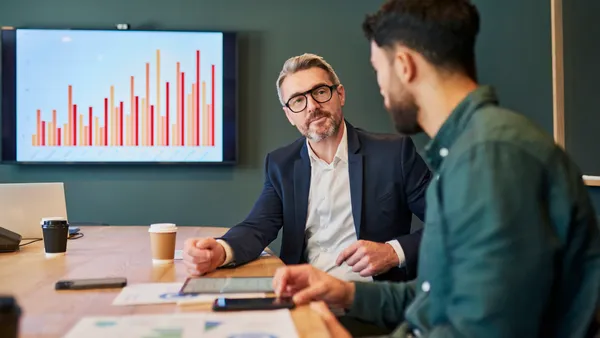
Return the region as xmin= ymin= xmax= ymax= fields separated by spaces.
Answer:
xmin=294 ymin=143 xmax=311 ymax=235
xmin=346 ymin=122 xmax=363 ymax=238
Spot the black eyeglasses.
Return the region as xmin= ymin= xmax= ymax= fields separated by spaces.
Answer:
xmin=284 ymin=84 xmax=339 ymax=113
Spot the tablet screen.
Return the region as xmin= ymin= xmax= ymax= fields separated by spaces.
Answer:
xmin=180 ymin=277 xmax=274 ymax=294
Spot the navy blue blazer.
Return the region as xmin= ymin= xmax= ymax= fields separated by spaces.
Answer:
xmin=220 ymin=122 xmax=431 ymax=281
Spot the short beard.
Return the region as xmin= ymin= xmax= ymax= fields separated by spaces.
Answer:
xmin=388 ymin=90 xmax=422 ymax=136
xmin=304 ymin=110 xmax=341 ymax=142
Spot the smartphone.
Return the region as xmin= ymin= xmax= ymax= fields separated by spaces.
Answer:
xmin=212 ymin=296 xmax=295 ymax=312
xmin=55 ymin=277 xmax=127 ymax=290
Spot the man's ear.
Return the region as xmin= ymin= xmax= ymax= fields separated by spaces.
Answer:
xmin=336 ymin=84 xmax=346 ymax=107
xmin=393 ymin=47 xmax=417 ymax=83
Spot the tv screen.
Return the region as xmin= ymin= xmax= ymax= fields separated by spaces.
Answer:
xmin=1 ymin=28 xmax=237 ymax=164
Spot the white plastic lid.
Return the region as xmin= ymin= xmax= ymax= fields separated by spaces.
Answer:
xmin=40 ymin=217 xmax=68 ymax=225
xmin=148 ymin=223 xmax=177 ymax=233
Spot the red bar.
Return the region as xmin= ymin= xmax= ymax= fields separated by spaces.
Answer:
xmin=211 ymin=65 xmax=215 ymax=146
xmin=150 ymin=105 xmax=154 ymax=146
xmin=41 ymin=121 xmax=46 ymax=146
xmin=135 ymin=96 xmax=139 ymax=146
xmin=166 ymin=82 xmax=170 ymax=146
xmin=68 ymin=85 xmax=72 ymax=146
xmin=73 ymin=104 xmax=77 ymax=146
xmin=176 ymin=62 xmax=180 ymax=146
xmin=181 ymin=72 xmax=185 ymax=146
xmin=196 ymin=50 xmax=200 ymax=146
xmin=119 ymin=101 xmax=124 ymax=146
xmin=130 ymin=76 xmax=134 ymax=145
xmin=103 ymin=98 xmax=107 ymax=146
xmin=57 ymin=128 xmax=61 ymax=146
xmin=88 ymin=107 xmax=93 ymax=146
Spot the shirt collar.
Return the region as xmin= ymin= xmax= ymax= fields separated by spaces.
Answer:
xmin=306 ymin=121 xmax=348 ymax=165
xmin=424 ymin=85 xmax=499 ymax=171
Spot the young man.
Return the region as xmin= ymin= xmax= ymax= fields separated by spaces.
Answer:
xmin=273 ymin=1 xmax=600 ymax=337
xmin=183 ymin=53 xmax=431 ymax=283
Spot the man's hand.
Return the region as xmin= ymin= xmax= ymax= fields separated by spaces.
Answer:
xmin=336 ymin=240 xmax=399 ymax=277
xmin=272 ymin=264 xmax=355 ymax=308
xmin=310 ymin=302 xmax=351 ymax=338
xmin=182 ymin=238 xmax=226 ymax=276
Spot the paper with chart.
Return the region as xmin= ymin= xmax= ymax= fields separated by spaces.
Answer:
xmin=203 ymin=309 xmax=299 ymax=338
xmin=111 ymin=282 xmax=265 ymax=306
xmin=62 ymin=309 xmax=299 ymax=338
xmin=62 ymin=314 xmax=206 ymax=338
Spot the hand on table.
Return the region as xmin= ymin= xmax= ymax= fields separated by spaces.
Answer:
xmin=183 ymin=237 xmax=226 ymax=276
xmin=272 ymin=264 xmax=355 ymax=308
xmin=336 ymin=240 xmax=399 ymax=277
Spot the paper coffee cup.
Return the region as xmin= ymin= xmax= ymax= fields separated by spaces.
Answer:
xmin=41 ymin=217 xmax=69 ymax=258
xmin=149 ymin=223 xmax=177 ymax=264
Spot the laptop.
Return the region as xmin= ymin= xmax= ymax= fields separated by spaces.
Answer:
xmin=0 ymin=182 xmax=69 ymax=239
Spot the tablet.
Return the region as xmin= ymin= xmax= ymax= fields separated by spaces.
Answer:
xmin=180 ymin=277 xmax=274 ymax=294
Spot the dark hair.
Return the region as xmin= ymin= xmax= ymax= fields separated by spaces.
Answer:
xmin=363 ymin=0 xmax=480 ymax=80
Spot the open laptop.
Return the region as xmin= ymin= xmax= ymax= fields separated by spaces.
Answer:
xmin=0 ymin=182 xmax=69 ymax=239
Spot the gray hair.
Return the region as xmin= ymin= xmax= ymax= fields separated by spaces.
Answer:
xmin=276 ymin=53 xmax=341 ymax=106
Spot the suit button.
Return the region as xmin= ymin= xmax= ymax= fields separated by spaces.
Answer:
xmin=439 ymin=148 xmax=449 ymax=157
xmin=421 ymin=281 xmax=431 ymax=292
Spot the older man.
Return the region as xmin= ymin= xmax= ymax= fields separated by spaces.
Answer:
xmin=183 ymin=53 xmax=431 ymax=282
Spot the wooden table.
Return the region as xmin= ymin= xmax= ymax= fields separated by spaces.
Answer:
xmin=0 ymin=226 xmax=329 ymax=338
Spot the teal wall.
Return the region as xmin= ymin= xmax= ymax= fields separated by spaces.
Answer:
xmin=0 ymin=0 xmax=596 ymax=247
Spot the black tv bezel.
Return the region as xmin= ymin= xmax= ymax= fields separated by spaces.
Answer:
xmin=0 ymin=27 xmax=238 ymax=165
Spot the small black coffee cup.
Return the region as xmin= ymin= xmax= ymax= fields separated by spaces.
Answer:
xmin=0 ymin=296 xmax=21 ymax=338
xmin=41 ymin=217 xmax=69 ymax=257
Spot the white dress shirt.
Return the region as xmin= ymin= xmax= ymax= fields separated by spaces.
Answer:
xmin=219 ymin=122 xmax=406 ymax=281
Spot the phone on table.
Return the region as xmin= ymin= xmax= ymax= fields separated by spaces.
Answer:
xmin=55 ymin=277 xmax=127 ymax=290
xmin=212 ymin=296 xmax=295 ymax=312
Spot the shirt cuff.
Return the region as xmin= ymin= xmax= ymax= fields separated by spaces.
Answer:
xmin=385 ymin=240 xmax=406 ymax=268
xmin=216 ymin=239 xmax=235 ymax=267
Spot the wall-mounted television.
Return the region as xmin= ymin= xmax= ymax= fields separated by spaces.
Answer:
xmin=1 ymin=28 xmax=237 ymax=164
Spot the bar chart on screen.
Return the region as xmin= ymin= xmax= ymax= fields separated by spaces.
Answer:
xmin=15 ymin=29 xmax=224 ymax=162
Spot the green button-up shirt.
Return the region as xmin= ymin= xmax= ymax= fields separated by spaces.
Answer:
xmin=347 ymin=86 xmax=600 ymax=337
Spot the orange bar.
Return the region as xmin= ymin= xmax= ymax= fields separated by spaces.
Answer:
xmin=36 ymin=109 xmax=41 ymax=146
xmin=63 ymin=123 xmax=68 ymax=146
xmin=48 ymin=122 xmax=52 ymax=146
xmin=126 ymin=115 xmax=130 ymax=146
xmin=100 ymin=127 xmax=104 ymax=146
xmin=186 ymin=94 xmax=191 ymax=146
xmin=32 ymin=135 xmax=36 ymax=146
xmin=79 ymin=114 xmax=83 ymax=146
xmin=176 ymin=62 xmax=181 ymax=146
xmin=115 ymin=107 xmax=120 ymax=146
xmin=83 ymin=126 xmax=87 ymax=146
xmin=68 ymin=85 xmax=72 ymax=146
xmin=156 ymin=50 xmax=161 ymax=145
xmin=95 ymin=117 xmax=99 ymax=146
xmin=202 ymin=82 xmax=208 ymax=145
xmin=161 ymin=117 xmax=166 ymax=146
xmin=172 ymin=124 xmax=177 ymax=147
xmin=51 ymin=110 xmax=57 ymax=146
